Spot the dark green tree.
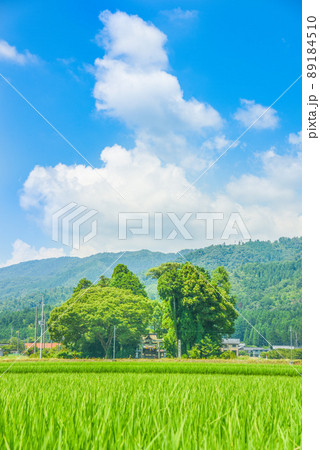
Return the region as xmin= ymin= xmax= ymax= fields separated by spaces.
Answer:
xmin=97 ymin=275 xmax=110 ymax=287
xmin=73 ymin=278 xmax=93 ymax=294
xmin=150 ymin=300 xmax=165 ymax=338
xmin=110 ymin=264 xmax=147 ymax=297
xmin=150 ymin=262 xmax=238 ymax=356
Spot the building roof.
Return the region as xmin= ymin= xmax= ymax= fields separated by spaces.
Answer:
xmin=147 ymin=334 xmax=158 ymax=340
xmin=25 ymin=342 xmax=61 ymax=349
xmin=272 ymin=345 xmax=295 ymax=350
xmin=243 ymin=347 xmax=266 ymax=351
xmin=221 ymin=338 xmax=240 ymax=345
xmin=143 ymin=334 xmax=163 ymax=343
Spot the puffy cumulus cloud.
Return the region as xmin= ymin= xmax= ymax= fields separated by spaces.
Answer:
xmin=218 ymin=149 xmax=301 ymax=240
xmin=18 ymin=142 xmax=301 ymax=257
xmin=8 ymin=10 xmax=301 ymax=261
xmin=20 ymin=144 xmax=214 ymax=254
xmin=1 ymin=239 xmax=65 ymax=267
xmin=288 ymin=130 xmax=302 ymax=145
xmin=133 ymin=132 xmax=208 ymax=171
xmin=0 ymin=40 xmax=37 ymax=65
xmin=234 ymin=99 xmax=279 ymax=130
xmin=93 ymin=11 xmax=222 ymax=135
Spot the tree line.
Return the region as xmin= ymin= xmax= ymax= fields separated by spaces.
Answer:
xmin=47 ymin=262 xmax=237 ymax=358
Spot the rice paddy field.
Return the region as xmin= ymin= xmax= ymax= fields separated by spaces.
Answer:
xmin=0 ymin=361 xmax=301 ymax=449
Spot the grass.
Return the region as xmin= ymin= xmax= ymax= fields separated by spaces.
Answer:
xmin=0 ymin=361 xmax=301 ymax=449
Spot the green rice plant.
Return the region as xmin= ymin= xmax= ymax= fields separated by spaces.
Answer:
xmin=0 ymin=361 xmax=302 ymax=377
xmin=0 ymin=369 xmax=301 ymax=449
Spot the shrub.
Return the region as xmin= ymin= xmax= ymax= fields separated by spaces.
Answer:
xmin=220 ymin=351 xmax=236 ymax=359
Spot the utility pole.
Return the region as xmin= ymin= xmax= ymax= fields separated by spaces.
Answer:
xmin=39 ymin=296 xmax=44 ymax=359
xmin=43 ymin=312 xmax=46 ymax=349
xmin=34 ymin=305 xmax=38 ymax=354
xmin=10 ymin=327 xmax=13 ymax=345
xmin=17 ymin=331 xmax=19 ymax=353
xmin=177 ymin=339 xmax=181 ymax=358
xmin=290 ymin=326 xmax=293 ymax=363
xmin=113 ymin=325 xmax=116 ymax=360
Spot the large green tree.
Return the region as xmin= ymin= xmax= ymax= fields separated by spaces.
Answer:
xmin=109 ymin=264 xmax=147 ymax=297
xmin=148 ymin=262 xmax=237 ymax=357
xmin=48 ymin=285 xmax=152 ymax=358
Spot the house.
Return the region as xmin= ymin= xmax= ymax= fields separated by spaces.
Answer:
xmin=243 ymin=347 xmax=267 ymax=357
xmin=25 ymin=342 xmax=61 ymax=350
xmin=137 ymin=334 xmax=166 ymax=359
xmin=221 ymin=338 xmax=241 ymax=356
xmin=272 ymin=345 xmax=295 ymax=350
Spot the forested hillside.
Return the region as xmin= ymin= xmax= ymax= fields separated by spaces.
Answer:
xmin=0 ymin=237 xmax=302 ymax=345
xmin=0 ymin=250 xmax=176 ymax=308
xmin=180 ymin=237 xmax=301 ymax=270
xmin=231 ymin=259 xmax=302 ymax=346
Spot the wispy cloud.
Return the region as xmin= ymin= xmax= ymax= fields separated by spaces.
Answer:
xmin=0 ymin=39 xmax=37 ymax=65
xmin=161 ymin=7 xmax=198 ymax=21
xmin=1 ymin=239 xmax=65 ymax=267
xmin=234 ymin=99 xmax=279 ymax=130
xmin=202 ymin=135 xmax=239 ymax=152
xmin=288 ymin=130 xmax=302 ymax=145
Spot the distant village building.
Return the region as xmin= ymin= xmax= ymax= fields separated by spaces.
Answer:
xmin=243 ymin=347 xmax=267 ymax=357
xmin=272 ymin=345 xmax=295 ymax=350
xmin=221 ymin=338 xmax=241 ymax=356
xmin=136 ymin=334 xmax=166 ymax=359
xmin=25 ymin=342 xmax=61 ymax=350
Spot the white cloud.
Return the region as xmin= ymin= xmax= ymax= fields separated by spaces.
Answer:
xmin=5 ymin=10 xmax=301 ymax=264
xmin=0 ymin=40 xmax=37 ymax=65
xmin=93 ymin=11 xmax=222 ymax=136
xmin=234 ymin=99 xmax=279 ymax=130
xmin=18 ymin=143 xmax=301 ymax=256
xmin=20 ymin=144 xmax=212 ymax=255
xmin=218 ymin=149 xmax=301 ymax=240
xmin=288 ymin=131 xmax=302 ymax=145
xmin=201 ymin=135 xmax=239 ymax=152
xmin=1 ymin=239 xmax=65 ymax=267
xmin=161 ymin=8 xmax=198 ymax=21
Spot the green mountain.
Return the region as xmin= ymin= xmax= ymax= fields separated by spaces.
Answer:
xmin=0 ymin=237 xmax=302 ymax=346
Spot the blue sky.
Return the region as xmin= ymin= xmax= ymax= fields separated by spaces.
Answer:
xmin=0 ymin=0 xmax=302 ymax=265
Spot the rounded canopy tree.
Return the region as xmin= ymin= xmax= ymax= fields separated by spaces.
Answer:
xmin=48 ymin=285 xmax=153 ymax=358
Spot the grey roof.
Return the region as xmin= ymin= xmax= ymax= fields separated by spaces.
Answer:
xmin=243 ymin=347 xmax=266 ymax=351
xmin=221 ymin=338 xmax=240 ymax=345
xmin=272 ymin=345 xmax=294 ymax=349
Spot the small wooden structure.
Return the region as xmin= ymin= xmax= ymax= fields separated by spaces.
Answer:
xmin=221 ymin=338 xmax=241 ymax=356
xmin=136 ymin=334 xmax=166 ymax=359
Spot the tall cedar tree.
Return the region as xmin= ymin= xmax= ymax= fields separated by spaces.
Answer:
xmin=148 ymin=262 xmax=237 ymax=356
